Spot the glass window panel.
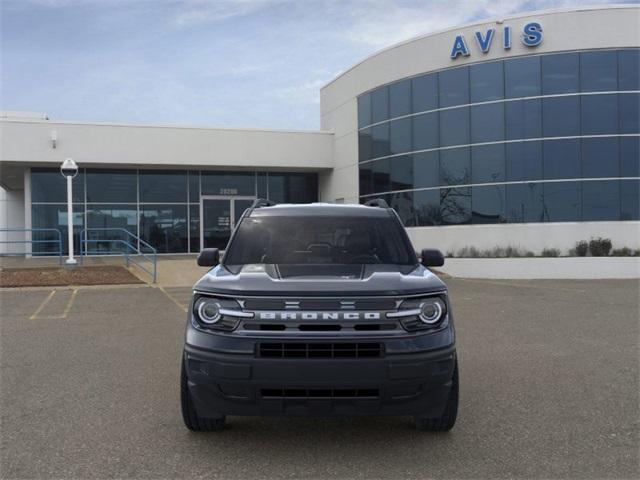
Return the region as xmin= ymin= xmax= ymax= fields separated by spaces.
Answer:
xmin=505 ymin=56 xmax=541 ymax=98
xmin=256 ymin=172 xmax=267 ymax=198
xmin=358 ymin=93 xmax=372 ymax=128
xmin=413 ymin=189 xmax=441 ymax=226
xmin=440 ymin=187 xmax=471 ymax=225
xmin=139 ymin=205 xmax=188 ymax=253
xmin=372 ymin=159 xmax=391 ymax=193
xmin=439 ymin=108 xmax=469 ymax=147
xmin=86 ymin=204 xmax=137 ymax=254
xmin=201 ymin=171 xmax=255 ymax=196
xmin=189 ymin=171 xmax=200 ymax=202
xmin=619 ymin=49 xmax=640 ymax=91
xmin=439 ymin=67 xmax=469 ymax=108
xmin=543 ymin=181 xmax=581 ymax=222
xmin=621 ymin=137 xmax=640 ymax=177
xmin=470 ymin=102 xmax=504 ymax=143
xmin=139 ymin=170 xmax=187 ymax=203
xmin=412 ymin=112 xmax=438 ymax=151
xmin=620 ymin=92 xmax=639 ymax=134
xmin=189 ymin=204 xmax=200 ymax=253
xmin=413 ymin=151 xmax=439 ymax=189
xmin=412 ymin=74 xmax=438 ymax=113
xmin=621 ymin=179 xmax=640 ymax=220
xmin=505 ymin=98 xmax=542 ymax=140
xmin=581 ymin=94 xmax=619 ymax=135
xmin=31 ymin=168 xmax=85 ymax=203
xmin=440 ymin=147 xmax=470 ymax=186
xmin=371 ymin=123 xmax=390 ymax=158
xmin=389 ymin=191 xmax=414 ymax=226
xmin=581 ymin=51 xmax=617 ymax=92
xmin=359 ymin=163 xmax=373 ymax=196
xmin=389 ymin=117 xmax=412 ymax=155
xmin=389 ymin=79 xmax=411 ymax=118
xmin=506 ymin=183 xmax=544 ymax=223
xmin=471 ymin=144 xmax=505 ymax=184
xmin=582 ymin=180 xmax=620 ymax=221
xmin=470 ymin=61 xmax=504 ymax=102
xmin=86 ymin=169 xmax=136 ymax=203
xmin=543 ymin=139 xmax=581 ymax=180
xmin=542 ymin=96 xmax=580 ymax=137
xmin=541 ymin=52 xmax=579 ymax=94
xmin=506 ymin=141 xmax=543 ymax=181
xmin=267 ymin=173 xmax=317 ymax=203
xmin=371 ymin=87 xmax=389 ymax=123
xmin=582 ymin=137 xmax=619 ymax=178
xmin=31 ymin=204 xmax=84 ymax=255
xmin=358 ymin=128 xmax=373 ymax=162
xmin=472 ymin=185 xmax=505 ymax=224
xmin=390 ymin=155 xmax=413 ymax=191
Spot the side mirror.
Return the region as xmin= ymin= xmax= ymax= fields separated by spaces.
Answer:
xmin=421 ymin=248 xmax=444 ymax=267
xmin=197 ymin=248 xmax=220 ymax=267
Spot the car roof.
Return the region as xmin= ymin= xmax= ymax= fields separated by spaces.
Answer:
xmin=248 ymin=202 xmax=392 ymax=218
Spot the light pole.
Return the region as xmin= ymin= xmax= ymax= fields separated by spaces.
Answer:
xmin=60 ymin=158 xmax=78 ymax=265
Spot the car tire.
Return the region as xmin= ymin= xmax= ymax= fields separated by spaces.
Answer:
xmin=414 ymin=359 xmax=458 ymax=432
xmin=181 ymin=359 xmax=226 ymax=432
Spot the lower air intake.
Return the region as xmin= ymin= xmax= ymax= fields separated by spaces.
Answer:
xmin=258 ymin=342 xmax=383 ymax=358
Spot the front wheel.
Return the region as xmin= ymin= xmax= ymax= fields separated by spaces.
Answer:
xmin=180 ymin=358 xmax=225 ymax=431
xmin=414 ymin=360 xmax=458 ymax=431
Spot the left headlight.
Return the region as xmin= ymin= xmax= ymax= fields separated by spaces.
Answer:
xmin=387 ymin=294 xmax=448 ymax=331
xmin=418 ymin=297 xmax=446 ymax=325
xmin=192 ymin=295 xmax=253 ymax=331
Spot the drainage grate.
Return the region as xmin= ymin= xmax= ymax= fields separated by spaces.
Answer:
xmin=258 ymin=342 xmax=383 ymax=358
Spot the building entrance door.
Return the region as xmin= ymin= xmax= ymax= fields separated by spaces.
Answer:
xmin=200 ymin=196 xmax=255 ymax=251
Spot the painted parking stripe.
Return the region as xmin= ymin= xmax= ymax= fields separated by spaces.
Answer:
xmin=30 ymin=288 xmax=79 ymax=320
xmin=29 ymin=290 xmax=56 ymax=320
xmin=158 ymin=286 xmax=188 ymax=313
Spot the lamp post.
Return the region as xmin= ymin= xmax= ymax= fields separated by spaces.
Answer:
xmin=60 ymin=158 xmax=78 ymax=265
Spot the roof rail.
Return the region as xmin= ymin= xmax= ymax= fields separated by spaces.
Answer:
xmin=363 ymin=198 xmax=389 ymax=208
xmin=250 ymin=198 xmax=276 ymax=209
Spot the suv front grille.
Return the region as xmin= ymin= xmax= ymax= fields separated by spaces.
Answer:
xmin=258 ymin=342 xmax=383 ymax=359
xmin=243 ymin=298 xmax=397 ymax=311
xmin=261 ymin=388 xmax=379 ymax=398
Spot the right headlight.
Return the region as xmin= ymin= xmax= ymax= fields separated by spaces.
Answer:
xmin=387 ymin=294 xmax=448 ymax=331
xmin=418 ymin=297 xmax=446 ymax=325
xmin=192 ymin=294 xmax=254 ymax=331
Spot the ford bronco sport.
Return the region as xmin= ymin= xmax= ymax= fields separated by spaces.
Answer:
xmin=181 ymin=199 xmax=458 ymax=431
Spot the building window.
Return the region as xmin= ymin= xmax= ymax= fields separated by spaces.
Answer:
xmin=411 ymin=74 xmax=438 ymax=113
xmin=543 ymin=182 xmax=582 ymax=222
xmin=439 ymin=67 xmax=469 ymax=108
xmin=86 ymin=169 xmax=136 ymax=203
xmin=470 ymin=60 xmax=504 ymax=102
xmin=139 ymin=205 xmax=188 ymax=254
xmin=541 ymin=52 xmax=579 ymax=95
xmin=505 ymin=56 xmax=541 ymax=99
xmin=139 ymin=170 xmax=188 ymax=203
xmin=201 ymin=171 xmax=255 ymax=196
xmin=580 ymin=50 xmax=618 ymax=92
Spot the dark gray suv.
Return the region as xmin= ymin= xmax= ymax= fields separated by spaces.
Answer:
xmin=181 ymin=199 xmax=458 ymax=431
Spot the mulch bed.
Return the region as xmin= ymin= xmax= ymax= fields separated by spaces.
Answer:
xmin=0 ymin=266 xmax=143 ymax=287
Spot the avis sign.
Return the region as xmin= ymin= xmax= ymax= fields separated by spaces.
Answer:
xmin=450 ymin=22 xmax=543 ymax=59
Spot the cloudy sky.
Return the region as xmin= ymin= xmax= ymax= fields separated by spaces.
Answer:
xmin=0 ymin=0 xmax=629 ymax=129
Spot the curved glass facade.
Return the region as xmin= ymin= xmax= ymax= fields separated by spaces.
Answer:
xmin=357 ymin=49 xmax=640 ymax=226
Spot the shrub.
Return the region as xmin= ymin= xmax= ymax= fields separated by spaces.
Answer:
xmin=541 ymin=248 xmax=561 ymax=257
xmin=574 ymin=241 xmax=589 ymax=257
xmin=589 ymin=237 xmax=612 ymax=257
xmin=446 ymin=250 xmax=455 ymax=258
xmin=611 ymin=247 xmax=640 ymax=257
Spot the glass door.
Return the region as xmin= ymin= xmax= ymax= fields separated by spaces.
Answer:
xmin=200 ymin=196 xmax=254 ymax=250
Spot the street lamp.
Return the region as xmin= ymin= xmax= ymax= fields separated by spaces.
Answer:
xmin=60 ymin=158 xmax=78 ymax=265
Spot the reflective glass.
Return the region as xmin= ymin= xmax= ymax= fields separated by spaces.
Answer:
xmin=439 ymin=67 xmax=469 ymax=108
xmin=371 ymin=87 xmax=389 ymax=123
xmin=439 ymin=108 xmax=469 ymax=147
xmin=505 ymin=99 xmax=542 ymax=140
xmin=86 ymin=204 xmax=137 ymax=254
xmin=621 ymin=137 xmax=640 ymax=177
xmin=359 ymin=163 xmax=373 ymax=196
xmin=372 ymin=159 xmax=391 ymax=193
xmin=582 ymin=137 xmax=619 ymax=178
xmin=581 ymin=94 xmax=618 ymax=135
xmin=440 ymin=187 xmax=471 ymax=225
xmin=267 ymin=173 xmax=317 ymax=203
xmin=542 ymin=96 xmax=580 ymax=137
xmin=470 ymin=61 xmax=504 ymax=102
xmin=412 ymin=74 xmax=438 ymax=113
xmin=440 ymin=147 xmax=470 ymax=186
xmin=506 ymin=183 xmax=544 ymax=223
xmin=541 ymin=53 xmax=579 ymax=94
xmin=201 ymin=171 xmax=255 ymax=196
xmin=470 ymin=103 xmax=504 ymax=143
xmin=471 ymin=144 xmax=505 ymax=184
xmin=31 ymin=168 xmax=85 ymax=203
xmin=580 ymin=51 xmax=617 ymax=92
xmin=139 ymin=205 xmax=188 ymax=253
xmin=359 ymin=128 xmax=373 ymax=162
xmin=413 ymin=189 xmax=441 ymax=226
xmin=412 ymin=112 xmax=439 ymax=151
xmin=472 ymin=185 xmax=505 ymax=224
xmin=86 ymin=169 xmax=136 ymax=203
xmin=389 ymin=79 xmax=411 ymax=118
xmin=256 ymin=172 xmax=267 ymax=198
xmin=358 ymin=93 xmax=372 ymax=128
xmin=189 ymin=171 xmax=200 ymax=202
xmin=389 ymin=191 xmax=414 ymax=226
xmin=31 ymin=204 xmax=84 ymax=255
xmin=506 ymin=141 xmax=543 ymax=181
xmin=389 ymin=117 xmax=412 ymax=155
xmin=189 ymin=204 xmax=200 ymax=253
xmin=619 ymin=92 xmax=639 ymax=134
xmin=621 ymin=179 xmax=640 ymax=220
xmin=582 ymin=180 xmax=620 ymax=221
xmin=371 ymin=123 xmax=390 ymax=158
xmin=139 ymin=170 xmax=187 ymax=203
xmin=543 ymin=182 xmax=581 ymax=222
xmin=543 ymin=139 xmax=581 ymax=180
xmin=618 ymin=49 xmax=640 ymax=91
xmin=390 ymin=155 xmax=413 ymax=191
xmin=413 ymin=151 xmax=439 ymax=189
xmin=505 ymin=56 xmax=541 ymax=98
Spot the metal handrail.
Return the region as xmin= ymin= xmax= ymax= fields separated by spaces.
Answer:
xmin=79 ymin=228 xmax=157 ymax=283
xmin=0 ymin=228 xmax=64 ymax=265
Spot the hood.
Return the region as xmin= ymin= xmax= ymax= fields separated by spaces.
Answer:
xmin=194 ymin=263 xmax=446 ymax=297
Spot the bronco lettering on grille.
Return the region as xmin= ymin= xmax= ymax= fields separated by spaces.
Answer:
xmin=257 ymin=312 xmax=382 ymax=321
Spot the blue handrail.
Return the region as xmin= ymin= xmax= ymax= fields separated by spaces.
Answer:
xmin=0 ymin=228 xmax=64 ymax=265
xmin=79 ymin=228 xmax=157 ymax=283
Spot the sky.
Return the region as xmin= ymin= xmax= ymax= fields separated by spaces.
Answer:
xmin=0 ymin=0 xmax=631 ymax=130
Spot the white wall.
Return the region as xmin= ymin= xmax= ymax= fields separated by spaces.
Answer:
xmin=0 ymin=186 xmax=26 ymax=254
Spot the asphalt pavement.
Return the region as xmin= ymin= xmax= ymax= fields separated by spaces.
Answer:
xmin=1 ymin=278 xmax=638 ymax=479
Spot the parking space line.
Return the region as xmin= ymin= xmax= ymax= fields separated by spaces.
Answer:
xmin=30 ymin=289 xmax=79 ymax=320
xmin=29 ymin=290 xmax=56 ymax=319
xmin=158 ymin=286 xmax=188 ymax=313
xmin=60 ymin=289 xmax=78 ymax=318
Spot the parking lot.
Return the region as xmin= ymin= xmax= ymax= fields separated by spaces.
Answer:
xmin=1 ymin=278 xmax=638 ymax=479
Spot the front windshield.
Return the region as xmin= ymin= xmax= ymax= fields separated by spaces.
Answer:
xmin=224 ymin=215 xmax=416 ymax=265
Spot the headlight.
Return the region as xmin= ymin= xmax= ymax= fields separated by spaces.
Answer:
xmin=192 ymin=294 xmax=254 ymax=331
xmin=195 ymin=298 xmax=221 ymax=324
xmin=387 ymin=294 xmax=448 ymax=331
xmin=419 ymin=298 xmax=445 ymax=324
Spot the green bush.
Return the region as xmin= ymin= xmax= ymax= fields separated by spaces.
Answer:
xmin=541 ymin=248 xmax=561 ymax=257
xmin=611 ymin=247 xmax=640 ymax=257
xmin=589 ymin=237 xmax=612 ymax=257
xmin=574 ymin=241 xmax=589 ymax=257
